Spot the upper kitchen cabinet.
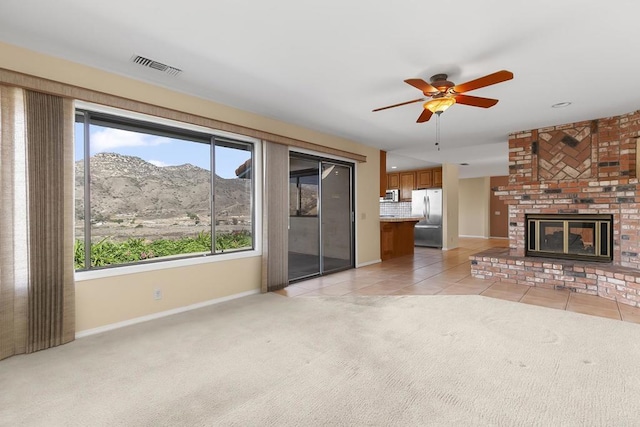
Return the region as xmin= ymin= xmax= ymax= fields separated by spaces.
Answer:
xmin=416 ymin=169 xmax=432 ymax=189
xmin=415 ymin=167 xmax=443 ymax=189
xmin=433 ymin=168 xmax=442 ymax=187
xmin=387 ymin=172 xmax=400 ymax=190
xmin=399 ymin=172 xmax=415 ymax=201
xmin=384 ymin=166 xmax=443 ymax=201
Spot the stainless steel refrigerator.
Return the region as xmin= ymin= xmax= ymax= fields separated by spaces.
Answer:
xmin=411 ymin=188 xmax=443 ymax=248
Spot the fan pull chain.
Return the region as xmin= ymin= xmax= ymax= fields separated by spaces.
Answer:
xmin=435 ymin=112 xmax=441 ymax=151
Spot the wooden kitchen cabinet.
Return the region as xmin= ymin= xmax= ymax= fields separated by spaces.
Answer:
xmin=433 ymin=168 xmax=442 ymax=187
xmin=380 ymin=223 xmax=394 ymax=260
xmin=380 ymin=219 xmax=419 ymax=260
xmin=416 ymin=169 xmax=433 ymax=189
xmin=399 ymin=172 xmax=415 ymax=201
xmin=387 ymin=173 xmax=400 ymax=190
xmin=386 ymin=166 xmax=443 ymax=199
xmin=415 ymin=167 xmax=443 ymax=189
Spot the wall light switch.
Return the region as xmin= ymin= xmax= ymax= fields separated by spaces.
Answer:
xmin=495 ymin=211 xmax=501 ymax=215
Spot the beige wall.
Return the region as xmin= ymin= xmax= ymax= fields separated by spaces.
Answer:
xmin=442 ymin=163 xmax=459 ymax=250
xmin=75 ymin=257 xmax=261 ymax=331
xmin=355 ymin=160 xmax=382 ymax=265
xmin=0 ymin=42 xmax=380 ymax=332
xmin=458 ymin=177 xmax=491 ymax=238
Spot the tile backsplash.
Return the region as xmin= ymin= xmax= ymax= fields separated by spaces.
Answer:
xmin=380 ymin=201 xmax=412 ymax=217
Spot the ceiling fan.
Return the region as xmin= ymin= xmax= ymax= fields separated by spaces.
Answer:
xmin=373 ymin=70 xmax=514 ymax=123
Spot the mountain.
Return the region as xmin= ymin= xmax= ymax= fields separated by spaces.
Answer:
xmin=75 ymin=152 xmax=251 ymax=221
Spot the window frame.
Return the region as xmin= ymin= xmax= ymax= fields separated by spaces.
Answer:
xmin=73 ymin=101 xmax=262 ymax=280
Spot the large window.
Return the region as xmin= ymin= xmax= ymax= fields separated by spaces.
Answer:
xmin=74 ymin=109 xmax=254 ymax=271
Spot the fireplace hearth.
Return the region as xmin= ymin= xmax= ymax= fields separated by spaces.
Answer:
xmin=526 ymin=214 xmax=612 ymax=262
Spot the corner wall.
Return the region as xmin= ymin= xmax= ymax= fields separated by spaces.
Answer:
xmin=458 ymin=177 xmax=490 ymax=238
xmin=442 ymin=163 xmax=459 ymax=250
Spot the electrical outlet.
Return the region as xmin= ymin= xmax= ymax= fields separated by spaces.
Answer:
xmin=153 ymin=288 xmax=162 ymax=300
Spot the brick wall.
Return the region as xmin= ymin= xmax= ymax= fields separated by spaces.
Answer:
xmin=496 ymin=179 xmax=639 ymax=266
xmin=509 ymin=110 xmax=640 ymax=185
xmin=471 ymin=109 xmax=640 ymax=307
xmin=502 ymin=110 xmax=640 ymax=266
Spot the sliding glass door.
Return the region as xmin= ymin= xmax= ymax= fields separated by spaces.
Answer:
xmin=288 ymin=154 xmax=354 ymax=282
xmin=288 ymin=158 xmax=321 ymax=279
xmin=320 ymin=163 xmax=353 ymax=273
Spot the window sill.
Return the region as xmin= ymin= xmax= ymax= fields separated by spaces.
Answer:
xmin=74 ymin=249 xmax=262 ymax=282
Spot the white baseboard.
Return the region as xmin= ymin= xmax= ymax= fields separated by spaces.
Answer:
xmin=357 ymin=259 xmax=381 ymax=268
xmin=459 ymin=235 xmax=489 ymax=239
xmin=75 ymin=289 xmax=260 ymax=339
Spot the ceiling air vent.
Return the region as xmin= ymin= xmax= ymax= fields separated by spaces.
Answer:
xmin=131 ymin=55 xmax=182 ymax=76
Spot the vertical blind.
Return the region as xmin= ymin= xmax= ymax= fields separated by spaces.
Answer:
xmin=261 ymin=141 xmax=289 ymax=292
xmin=0 ymin=87 xmax=75 ymax=360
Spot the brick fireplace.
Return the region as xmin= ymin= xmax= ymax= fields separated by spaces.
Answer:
xmin=470 ymin=110 xmax=640 ymax=307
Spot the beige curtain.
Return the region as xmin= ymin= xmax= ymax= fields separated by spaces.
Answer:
xmin=0 ymin=86 xmax=29 ymax=359
xmin=261 ymin=141 xmax=289 ymax=292
xmin=0 ymin=87 xmax=75 ymax=360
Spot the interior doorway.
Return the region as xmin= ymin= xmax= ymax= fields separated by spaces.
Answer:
xmin=490 ymin=175 xmax=509 ymax=238
xmin=288 ymin=153 xmax=354 ymax=282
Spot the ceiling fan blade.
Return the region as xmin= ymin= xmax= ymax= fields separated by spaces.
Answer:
xmin=372 ymin=98 xmax=425 ymax=112
xmin=405 ymin=79 xmax=439 ymax=95
xmin=454 ymin=94 xmax=499 ymax=108
xmin=452 ymin=70 xmax=513 ymax=93
xmin=416 ymin=109 xmax=433 ymax=123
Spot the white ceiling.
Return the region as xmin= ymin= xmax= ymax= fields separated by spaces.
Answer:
xmin=2 ymin=0 xmax=640 ymax=178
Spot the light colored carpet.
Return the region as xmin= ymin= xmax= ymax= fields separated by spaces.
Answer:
xmin=2 ymin=293 xmax=640 ymax=426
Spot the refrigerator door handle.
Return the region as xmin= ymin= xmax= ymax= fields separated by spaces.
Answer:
xmin=422 ymin=195 xmax=426 ymax=218
xmin=426 ymin=196 xmax=430 ymax=221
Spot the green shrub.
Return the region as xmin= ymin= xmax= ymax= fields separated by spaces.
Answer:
xmin=74 ymin=231 xmax=252 ymax=270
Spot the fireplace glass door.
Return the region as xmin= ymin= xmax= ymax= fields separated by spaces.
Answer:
xmin=527 ymin=214 xmax=612 ymax=262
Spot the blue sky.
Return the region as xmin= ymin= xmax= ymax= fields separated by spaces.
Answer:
xmin=74 ymin=124 xmax=251 ymax=179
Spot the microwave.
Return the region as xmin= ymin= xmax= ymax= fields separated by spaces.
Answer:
xmin=382 ymin=189 xmax=399 ymax=202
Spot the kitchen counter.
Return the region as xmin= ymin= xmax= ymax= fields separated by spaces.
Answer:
xmin=379 ymin=217 xmax=420 ymax=260
xmin=379 ymin=216 xmax=422 ymax=222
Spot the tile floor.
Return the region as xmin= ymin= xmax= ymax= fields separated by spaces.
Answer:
xmin=275 ymin=238 xmax=640 ymax=324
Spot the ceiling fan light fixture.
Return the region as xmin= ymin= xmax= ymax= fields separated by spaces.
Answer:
xmin=424 ymin=97 xmax=456 ymax=114
xmin=373 ymin=70 xmax=512 ymax=122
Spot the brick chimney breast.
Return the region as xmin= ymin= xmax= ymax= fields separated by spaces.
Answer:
xmin=472 ymin=110 xmax=640 ymax=308
xmin=538 ymin=128 xmax=592 ymax=181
